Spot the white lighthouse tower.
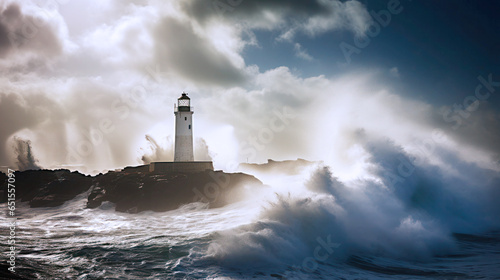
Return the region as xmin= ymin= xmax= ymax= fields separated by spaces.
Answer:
xmin=174 ymin=93 xmax=194 ymax=162
xmin=149 ymin=92 xmax=213 ymax=173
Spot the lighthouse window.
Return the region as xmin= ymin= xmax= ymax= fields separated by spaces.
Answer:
xmin=185 ymin=117 xmax=187 ymax=121
xmin=188 ymin=125 xmax=191 ymax=129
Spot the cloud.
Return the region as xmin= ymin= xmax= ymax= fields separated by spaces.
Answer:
xmin=0 ymin=1 xmax=71 ymax=72
xmin=152 ymin=16 xmax=247 ymax=86
xmin=181 ymin=0 xmax=325 ymax=26
xmin=296 ymin=0 xmax=371 ymax=39
xmin=0 ymin=2 xmax=59 ymax=56
xmin=179 ymin=0 xmax=372 ymax=64
xmin=293 ymin=43 xmax=313 ymax=61
xmin=182 ymin=0 xmax=372 ymax=41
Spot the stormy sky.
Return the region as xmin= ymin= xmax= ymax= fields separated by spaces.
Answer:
xmin=0 ymin=0 xmax=499 ymax=175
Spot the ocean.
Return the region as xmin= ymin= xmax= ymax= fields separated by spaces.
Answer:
xmin=2 ymin=160 xmax=500 ymax=279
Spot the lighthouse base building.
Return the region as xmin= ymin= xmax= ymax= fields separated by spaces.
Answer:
xmin=149 ymin=161 xmax=213 ymax=173
xmin=149 ymin=92 xmax=213 ymax=173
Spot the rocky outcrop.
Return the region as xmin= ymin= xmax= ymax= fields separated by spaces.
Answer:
xmin=0 ymin=169 xmax=93 ymax=208
xmin=87 ymin=170 xmax=262 ymax=213
xmin=1 ymin=168 xmax=264 ymax=213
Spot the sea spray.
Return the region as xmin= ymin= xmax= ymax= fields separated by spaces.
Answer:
xmin=200 ymin=135 xmax=500 ymax=273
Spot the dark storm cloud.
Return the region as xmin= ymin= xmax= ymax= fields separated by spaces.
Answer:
xmin=153 ymin=16 xmax=246 ymax=86
xmin=0 ymin=14 xmax=10 ymax=56
xmin=0 ymin=2 xmax=20 ymax=56
xmin=0 ymin=2 xmax=62 ymax=58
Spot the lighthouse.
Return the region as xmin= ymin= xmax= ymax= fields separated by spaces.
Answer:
xmin=174 ymin=93 xmax=194 ymax=162
xmin=148 ymin=92 xmax=213 ymax=173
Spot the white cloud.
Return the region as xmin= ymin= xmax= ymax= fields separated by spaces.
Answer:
xmin=180 ymin=0 xmax=372 ymax=43
xmin=293 ymin=43 xmax=313 ymax=61
xmin=278 ymin=0 xmax=372 ymax=41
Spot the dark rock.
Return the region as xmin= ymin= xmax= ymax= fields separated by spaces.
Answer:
xmin=1 ymin=168 xmax=264 ymax=213
xmin=122 ymin=164 xmax=149 ymax=173
xmin=1 ymin=169 xmax=93 ymax=208
xmin=0 ymin=171 xmax=6 ymax=203
xmin=87 ymin=170 xmax=264 ymax=213
xmin=0 ymin=262 xmax=31 ymax=279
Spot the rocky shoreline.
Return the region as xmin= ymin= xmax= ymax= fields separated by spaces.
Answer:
xmin=0 ymin=168 xmax=263 ymax=213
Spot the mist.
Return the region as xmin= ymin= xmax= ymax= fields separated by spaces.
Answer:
xmin=204 ymin=131 xmax=500 ymax=270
